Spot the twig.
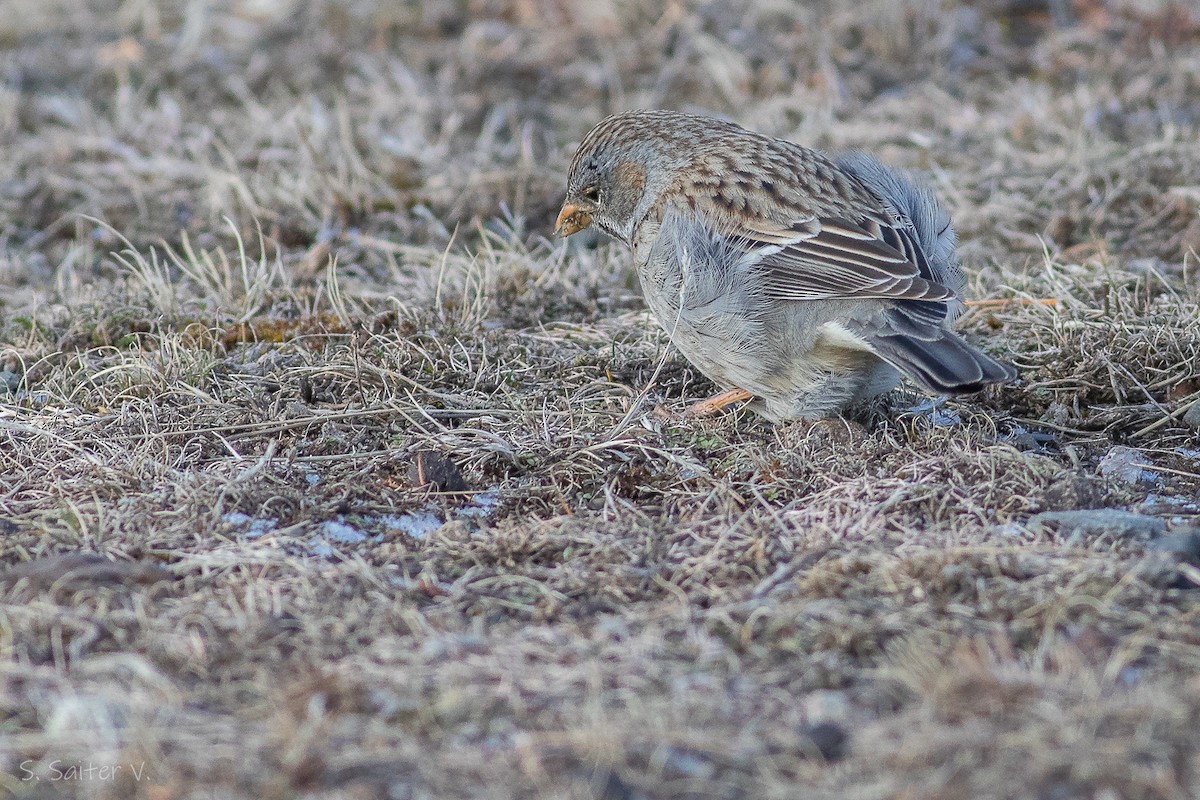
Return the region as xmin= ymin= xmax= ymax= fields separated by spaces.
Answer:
xmin=1131 ymin=391 xmax=1200 ymax=438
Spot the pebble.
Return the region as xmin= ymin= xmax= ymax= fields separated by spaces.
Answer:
xmin=0 ymin=370 xmax=20 ymax=394
xmin=1028 ymin=509 xmax=1166 ymax=542
xmin=799 ymin=721 xmax=850 ymax=762
xmin=0 ymin=552 xmax=173 ymax=589
xmin=1183 ymin=401 xmax=1200 ymax=430
xmin=1142 ymin=530 xmax=1200 ymax=589
xmin=1146 ymin=530 xmax=1200 ymax=562
xmin=1098 ymin=446 xmax=1156 ymax=484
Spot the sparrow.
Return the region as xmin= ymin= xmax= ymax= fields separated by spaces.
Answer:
xmin=555 ymin=110 xmax=1016 ymax=421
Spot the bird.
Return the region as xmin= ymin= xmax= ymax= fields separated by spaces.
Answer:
xmin=555 ymin=110 xmax=1016 ymax=422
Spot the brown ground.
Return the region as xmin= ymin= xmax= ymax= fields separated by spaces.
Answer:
xmin=3 ymin=1 xmax=1200 ymax=798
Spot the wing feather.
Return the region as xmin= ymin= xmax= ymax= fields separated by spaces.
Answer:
xmin=724 ymin=214 xmax=955 ymax=303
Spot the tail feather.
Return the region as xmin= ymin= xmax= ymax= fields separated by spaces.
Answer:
xmin=871 ymin=331 xmax=1015 ymax=394
xmin=833 ymin=153 xmax=1016 ymax=395
xmin=850 ymin=310 xmax=1017 ymax=395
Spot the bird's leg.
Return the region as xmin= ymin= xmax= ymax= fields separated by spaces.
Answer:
xmin=687 ymin=388 xmax=752 ymax=417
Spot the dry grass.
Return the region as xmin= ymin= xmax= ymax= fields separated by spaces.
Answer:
xmin=3 ymin=0 xmax=1200 ymax=798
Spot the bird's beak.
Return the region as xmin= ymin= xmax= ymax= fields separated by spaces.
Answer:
xmin=555 ymin=203 xmax=593 ymax=237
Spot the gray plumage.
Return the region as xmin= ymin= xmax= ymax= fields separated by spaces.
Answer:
xmin=557 ymin=111 xmax=1016 ymax=421
xmin=832 ymin=151 xmax=1014 ymax=396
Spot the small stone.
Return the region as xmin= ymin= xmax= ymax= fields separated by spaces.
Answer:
xmin=0 ymin=370 xmax=20 ymax=394
xmin=0 ymin=552 xmax=173 ymax=590
xmin=1146 ymin=530 xmax=1200 ymax=562
xmin=1028 ymin=510 xmax=1166 ymax=542
xmin=406 ymin=450 xmax=468 ymax=493
xmin=799 ymin=721 xmax=850 ymax=762
xmin=1182 ymin=401 xmax=1200 ymax=430
xmin=1098 ymin=446 xmax=1155 ymax=484
xmin=1142 ymin=530 xmax=1200 ymax=589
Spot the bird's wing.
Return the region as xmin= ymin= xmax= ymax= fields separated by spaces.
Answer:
xmin=729 ymin=214 xmax=955 ymax=312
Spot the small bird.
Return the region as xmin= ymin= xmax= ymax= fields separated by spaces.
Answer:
xmin=556 ymin=110 xmax=1016 ymax=421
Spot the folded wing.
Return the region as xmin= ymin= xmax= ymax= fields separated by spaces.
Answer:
xmin=714 ymin=184 xmax=1014 ymax=393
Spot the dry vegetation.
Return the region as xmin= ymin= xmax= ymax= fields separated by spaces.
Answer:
xmin=2 ymin=0 xmax=1200 ymax=798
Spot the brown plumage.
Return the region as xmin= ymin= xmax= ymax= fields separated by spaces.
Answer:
xmin=557 ymin=110 xmax=1016 ymax=421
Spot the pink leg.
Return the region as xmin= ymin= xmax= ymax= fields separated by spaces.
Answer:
xmin=687 ymin=388 xmax=752 ymax=417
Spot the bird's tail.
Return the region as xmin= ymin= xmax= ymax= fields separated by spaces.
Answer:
xmin=834 ymin=152 xmax=1015 ymax=394
xmin=850 ymin=309 xmax=1017 ymax=394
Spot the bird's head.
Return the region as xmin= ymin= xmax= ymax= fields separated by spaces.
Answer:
xmin=557 ymin=112 xmax=695 ymax=243
xmin=556 ymin=148 xmax=647 ymax=243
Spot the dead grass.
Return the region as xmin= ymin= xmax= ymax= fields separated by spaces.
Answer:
xmin=3 ymin=0 xmax=1200 ymax=798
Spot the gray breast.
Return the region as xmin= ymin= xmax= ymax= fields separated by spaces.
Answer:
xmin=632 ymin=211 xmax=772 ymax=390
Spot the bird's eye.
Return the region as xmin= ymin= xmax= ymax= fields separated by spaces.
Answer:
xmin=581 ymin=185 xmax=600 ymax=203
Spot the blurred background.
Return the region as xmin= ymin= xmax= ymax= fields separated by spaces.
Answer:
xmin=4 ymin=0 xmax=1198 ymax=299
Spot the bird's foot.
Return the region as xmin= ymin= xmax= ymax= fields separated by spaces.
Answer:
xmin=686 ymin=388 xmax=753 ymax=417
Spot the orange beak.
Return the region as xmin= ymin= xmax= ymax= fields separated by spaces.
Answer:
xmin=554 ymin=203 xmax=593 ymax=237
